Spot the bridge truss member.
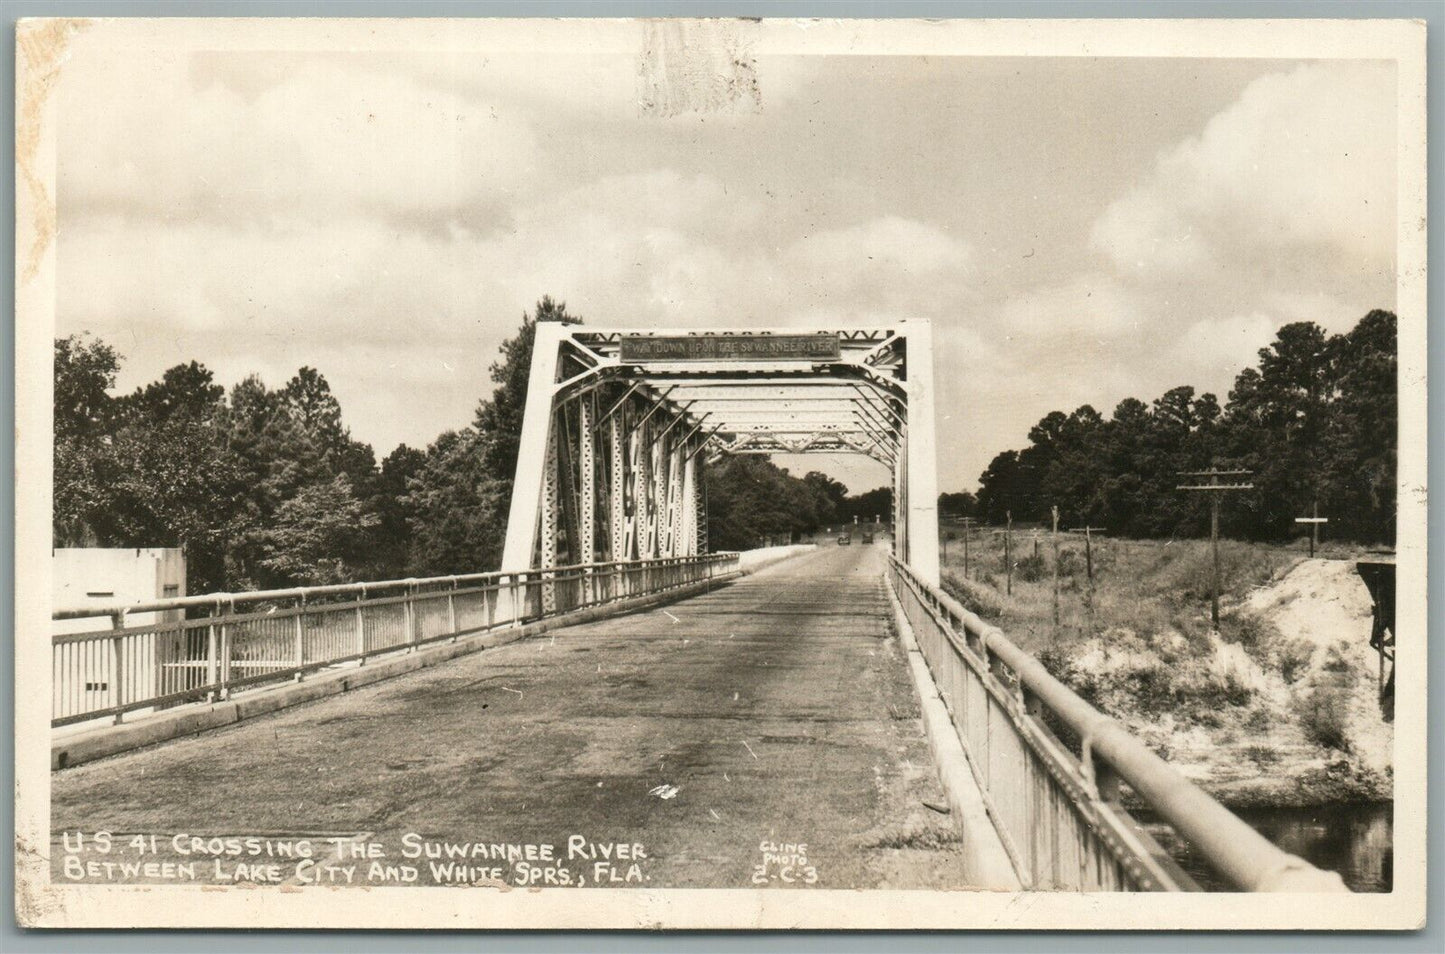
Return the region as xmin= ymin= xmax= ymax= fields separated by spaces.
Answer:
xmin=501 ymin=322 xmax=941 ymax=587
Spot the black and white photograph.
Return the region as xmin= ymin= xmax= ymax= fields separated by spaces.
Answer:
xmin=13 ymin=15 xmax=1428 ymax=930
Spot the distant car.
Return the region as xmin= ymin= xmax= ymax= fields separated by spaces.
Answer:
xmin=838 ymin=534 xmax=852 ymax=546
xmin=860 ymin=531 xmax=874 ymax=544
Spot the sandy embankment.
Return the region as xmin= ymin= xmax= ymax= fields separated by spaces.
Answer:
xmin=1178 ymin=559 xmax=1391 ymax=806
xmin=1060 ymin=557 xmax=1392 ymax=808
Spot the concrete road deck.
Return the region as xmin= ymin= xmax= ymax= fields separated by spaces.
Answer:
xmin=51 ymin=546 xmax=975 ymax=890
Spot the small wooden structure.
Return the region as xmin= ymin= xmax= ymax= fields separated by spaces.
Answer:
xmin=1356 ymin=553 xmax=1396 ymax=721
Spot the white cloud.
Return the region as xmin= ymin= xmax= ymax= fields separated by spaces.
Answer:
xmin=1091 ymin=61 xmax=1396 ymax=279
xmin=60 ymin=52 xmax=541 ymax=225
xmin=1173 ymin=312 xmax=1279 ymax=384
xmin=59 ymin=157 xmax=976 ymax=455
xmin=51 ymin=48 xmax=1398 ymax=492
xmin=992 ymin=273 xmax=1143 ymax=341
xmin=788 ymin=215 xmax=972 ymax=276
xmin=782 ymin=216 xmax=975 ymax=319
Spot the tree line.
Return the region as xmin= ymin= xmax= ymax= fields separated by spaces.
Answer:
xmin=54 ymin=297 xmax=893 ymax=595
xmin=973 ymin=310 xmax=1397 ymax=543
xmin=55 ymin=299 xmax=569 ymax=594
xmin=705 ymin=462 xmax=896 ymax=551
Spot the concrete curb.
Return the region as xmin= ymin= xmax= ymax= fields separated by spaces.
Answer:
xmin=53 ymin=573 xmax=740 ymax=771
xmin=735 ymin=543 xmax=817 ymax=574
xmin=884 ymin=576 xmax=1023 ymax=891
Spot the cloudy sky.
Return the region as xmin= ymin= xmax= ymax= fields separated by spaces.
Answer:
xmin=54 ymin=32 xmax=1397 ymax=492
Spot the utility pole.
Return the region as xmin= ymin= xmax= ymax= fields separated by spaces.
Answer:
xmin=1295 ymin=501 xmax=1328 ymax=558
xmin=1068 ymin=526 xmax=1107 ymax=620
xmin=1005 ymin=510 xmax=1013 ymax=596
xmin=1067 ymin=526 xmax=1107 ymax=584
xmin=1177 ymin=469 xmax=1254 ymax=630
xmin=960 ymin=516 xmax=976 ymax=579
xmin=992 ymin=513 xmax=1014 ymax=595
xmin=1051 ymin=506 xmax=1061 ymax=634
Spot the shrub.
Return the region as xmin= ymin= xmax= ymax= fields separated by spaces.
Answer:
xmin=1296 ymin=687 xmax=1351 ymax=752
xmin=1056 ymin=548 xmax=1081 ymax=578
xmin=1321 ymin=645 xmax=1354 ymax=675
xmin=1269 ymin=636 xmax=1316 ymax=684
xmin=1146 ymin=541 xmax=1293 ymax=607
xmin=941 ymin=571 xmax=1006 ymax=620
xmin=1126 ymin=664 xmax=1178 ymax=715
xmin=1015 ymin=553 xmax=1047 ymax=583
xmin=1218 ymin=610 xmax=1269 ymax=651
xmin=1246 ymin=744 xmax=1281 ymax=766
xmin=1217 ymin=670 xmax=1254 ymax=707
xmin=1170 ymin=613 xmax=1211 ymax=653
xmin=1036 ymin=643 xmax=1070 ymax=678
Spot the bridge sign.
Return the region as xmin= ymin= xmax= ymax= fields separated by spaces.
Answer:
xmin=619 ymin=333 xmax=842 ymax=363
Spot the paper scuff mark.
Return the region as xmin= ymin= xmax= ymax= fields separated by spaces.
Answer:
xmin=17 ymin=18 xmax=91 ymax=284
xmin=648 ymin=783 xmax=681 ymax=800
xmin=638 ymin=18 xmax=761 ymax=118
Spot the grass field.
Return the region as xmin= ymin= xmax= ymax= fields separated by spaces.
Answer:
xmin=937 ymin=527 xmax=1391 ymax=806
xmin=944 ymin=531 xmax=1298 ymax=644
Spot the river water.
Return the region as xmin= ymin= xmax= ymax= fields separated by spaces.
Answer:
xmin=1137 ymin=802 xmax=1392 ymax=893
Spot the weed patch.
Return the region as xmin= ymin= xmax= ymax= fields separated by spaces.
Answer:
xmin=1014 ymin=553 xmax=1047 ymax=583
xmin=1296 ymin=687 xmax=1352 ymax=752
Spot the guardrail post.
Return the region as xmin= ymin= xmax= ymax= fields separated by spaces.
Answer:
xmin=206 ymin=601 xmax=220 ymax=702
xmin=355 ymin=585 xmax=367 ymax=664
xmin=511 ymin=574 xmax=523 ymax=627
xmin=1076 ymin=734 xmax=1123 ymax=804
xmin=218 ymin=599 xmax=233 ymax=701
xmin=1095 ymin=762 xmax=1122 ymax=804
xmin=406 ymin=580 xmax=418 ymax=650
xmin=109 ymin=610 xmax=126 ymax=724
xmin=1022 ymin=688 xmax=1044 ymax=720
xmin=293 ymin=594 xmax=306 ymax=680
xmin=447 ymin=577 xmax=458 ymax=639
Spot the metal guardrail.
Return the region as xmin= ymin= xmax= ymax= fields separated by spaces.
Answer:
xmin=887 ymin=555 xmax=1349 ymax=892
xmin=52 ymin=554 xmax=738 ymax=729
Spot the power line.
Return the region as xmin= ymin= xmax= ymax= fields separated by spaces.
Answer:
xmin=1177 ymin=469 xmax=1254 ymax=630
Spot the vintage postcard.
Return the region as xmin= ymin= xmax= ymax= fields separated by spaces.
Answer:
xmin=13 ymin=16 xmax=1427 ymax=930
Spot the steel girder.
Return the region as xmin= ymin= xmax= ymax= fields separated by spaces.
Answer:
xmin=501 ymin=322 xmax=940 ymax=586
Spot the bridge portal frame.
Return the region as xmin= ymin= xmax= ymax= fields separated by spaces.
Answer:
xmin=501 ymin=321 xmax=941 ymax=585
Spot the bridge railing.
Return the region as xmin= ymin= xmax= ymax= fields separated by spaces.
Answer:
xmin=51 ymin=553 xmax=738 ymax=729
xmin=887 ymin=555 xmax=1348 ymax=893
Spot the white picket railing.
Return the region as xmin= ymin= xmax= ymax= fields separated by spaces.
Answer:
xmin=52 ymin=554 xmax=738 ymax=728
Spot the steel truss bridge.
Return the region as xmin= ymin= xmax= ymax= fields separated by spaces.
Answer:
xmin=47 ymin=323 xmax=1348 ymax=899
xmin=501 ymin=322 xmax=939 ymax=585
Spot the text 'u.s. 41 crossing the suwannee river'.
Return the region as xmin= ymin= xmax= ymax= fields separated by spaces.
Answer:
xmin=56 ymin=832 xmax=653 ymax=887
